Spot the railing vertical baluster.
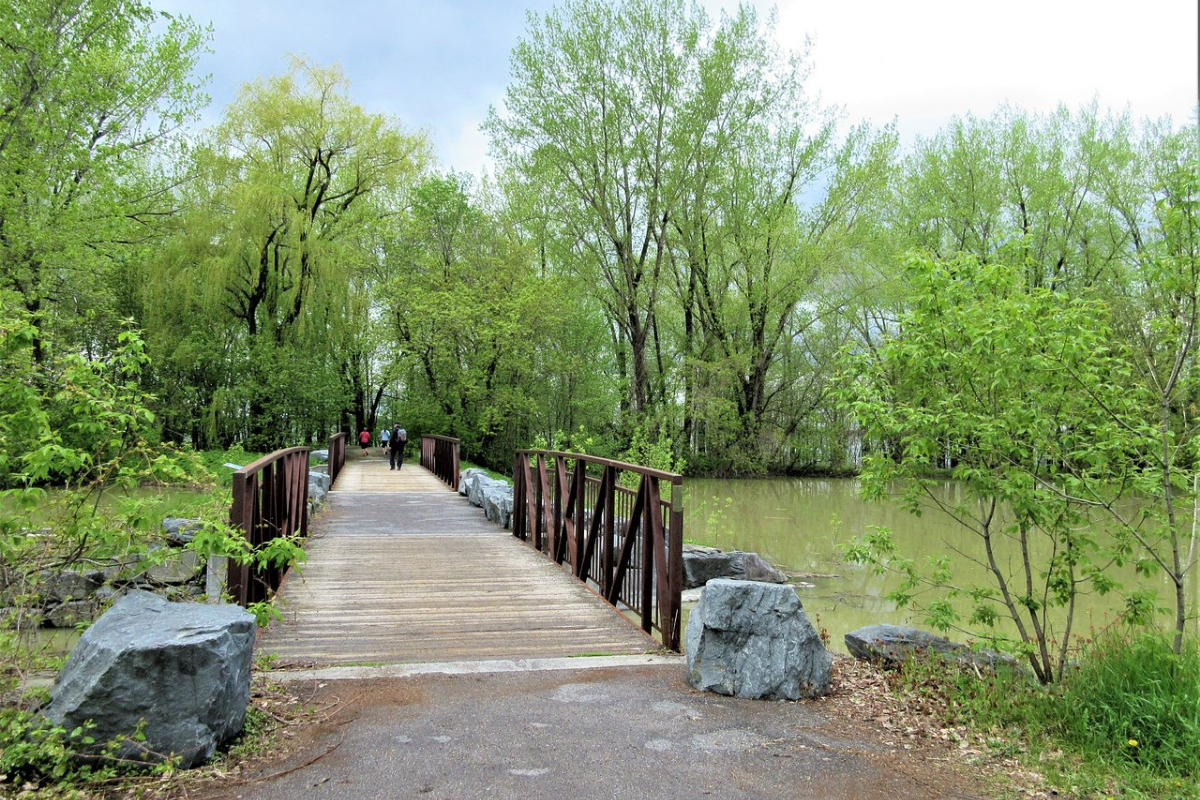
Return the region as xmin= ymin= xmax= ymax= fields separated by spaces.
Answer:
xmin=569 ymin=462 xmax=584 ymax=568
xmin=602 ymin=465 xmax=616 ymax=597
xmin=536 ymin=455 xmax=553 ymax=553
xmin=640 ymin=478 xmax=655 ymax=634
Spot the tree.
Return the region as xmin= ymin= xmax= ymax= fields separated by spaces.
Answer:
xmin=841 ymin=254 xmax=1163 ymax=683
xmin=146 ymin=59 xmax=431 ymax=448
xmin=0 ymin=0 xmax=208 ymax=362
xmin=896 ymin=105 xmax=1132 ymax=292
xmin=383 ymin=174 xmax=548 ymax=468
xmin=486 ymin=0 xmax=704 ymax=424
xmin=1101 ymin=123 xmax=1200 ymax=652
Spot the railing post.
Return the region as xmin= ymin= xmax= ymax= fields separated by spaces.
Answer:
xmin=667 ymin=478 xmax=684 ymax=649
xmin=328 ymin=432 xmax=347 ymax=486
xmin=602 ymin=465 xmax=616 ymax=597
xmin=227 ymin=471 xmax=252 ymax=606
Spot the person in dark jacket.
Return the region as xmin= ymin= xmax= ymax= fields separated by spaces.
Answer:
xmin=389 ymin=424 xmax=406 ymax=470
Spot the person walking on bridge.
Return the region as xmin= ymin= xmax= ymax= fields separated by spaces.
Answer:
xmin=380 ymin=425 xmax=390 ymax=455
xmin=389 ymin=424 xmax=407 ymax=470
xmin=358 ymin=428 xmax=370 ymax=455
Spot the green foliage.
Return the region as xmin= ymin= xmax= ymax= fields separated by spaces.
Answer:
xmin=619 ymin=424 xmax=686 ymax=477
xmin=839 ymin=253 xmax=1165 ymax=682
xmin=385 ymin=174 xmax=555 ymax=471
xmin=1053 ymin=631 xmax=1200 ymax=779
xmin=892 ymin=632 xmax=1200 ymax=799
xmin=0 ymin=710 xmax=105 ymax=786
xmin=0 ymin=304 xmax=230 ymax=687
xmin=0 ymin=0 xmax=208 ymax=365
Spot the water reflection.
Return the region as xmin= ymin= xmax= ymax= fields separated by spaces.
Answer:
xmin=685 ymin=477 xmax=1199 ymax=653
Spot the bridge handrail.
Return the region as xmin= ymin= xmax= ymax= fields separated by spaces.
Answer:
xmin=328 ymin=431 xmax=347 ymax=485
xmin=421 ymin=434 xmax=460 ymax=490
xmin=227 ymin=445 xmax=310 ymax=607
xmin=511 ymin=449 xmax=684 ymax=650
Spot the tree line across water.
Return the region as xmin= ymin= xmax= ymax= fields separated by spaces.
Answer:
xmin=2 ymin=0 xmax=1198 ymax=669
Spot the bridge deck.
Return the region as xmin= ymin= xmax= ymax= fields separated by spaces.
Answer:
xmin=258 ymin=454 xmax=658 ymax=667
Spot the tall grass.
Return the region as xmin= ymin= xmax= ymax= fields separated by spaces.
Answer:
xmin=893 ymin=630 xmax=1200 ymax=799
xmin=1053 ymin=631 xmax=1200 ymax=779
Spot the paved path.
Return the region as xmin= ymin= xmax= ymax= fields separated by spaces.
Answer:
xmin=257 ymin=455 xmax=658 ymax=667
xmin=207 ymin=664 xmax=989 ymax=800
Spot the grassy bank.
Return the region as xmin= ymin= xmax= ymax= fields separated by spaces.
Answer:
xmin=893 ymin=630 xmax=1200 ymax=799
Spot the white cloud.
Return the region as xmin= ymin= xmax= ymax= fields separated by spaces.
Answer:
xmin=767 ymin=0 xmax=1198 ymax=139
xmin=440 ymin=115 xmax=495 ymax=176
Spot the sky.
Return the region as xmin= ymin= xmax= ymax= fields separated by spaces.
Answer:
xmin=154 ymin=0 xmax=1199 ymax=175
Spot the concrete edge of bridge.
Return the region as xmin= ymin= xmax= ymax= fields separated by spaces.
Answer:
xmin=260 ymin=653 xmax=684 ymax=683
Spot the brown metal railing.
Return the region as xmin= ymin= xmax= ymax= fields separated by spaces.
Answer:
xmin=328 ymin=431 xmax=347 ymax=485
xmin=512 ymin=450 xmax=684 ymax=650
xmin=421 ymin=434 xmax=460 ymax=491
xmin=227 ymin=446 xmax=309 ymax=607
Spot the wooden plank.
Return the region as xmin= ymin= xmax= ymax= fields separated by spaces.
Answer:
xmin=257 ymin=460 xmax=658 ymax=667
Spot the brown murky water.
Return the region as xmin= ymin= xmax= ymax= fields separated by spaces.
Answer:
xmin=685 ymin=477 xmax=1199 ymax=653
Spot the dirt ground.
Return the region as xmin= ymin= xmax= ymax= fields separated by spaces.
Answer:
xmin=151 ymin=656 xmax=1055 ymax=800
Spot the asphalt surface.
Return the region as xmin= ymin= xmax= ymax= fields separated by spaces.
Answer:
xmin=202 ymin=661 xmax=988 ymax=800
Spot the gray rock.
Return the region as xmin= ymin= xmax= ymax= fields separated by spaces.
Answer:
xmin=44 ymin=590 xmax=255 ymax=768
xmin=43 ymin=599 xmax=98 ymax=629
xmin=162 ymin=518 xmax=202 ymax=546
xmin=685 ymin=578 xmax=830 ymax=700
xmin=308 ymin=470 xmax=330 ymax=505
xmin=458 ymin=468 xmax=487 ymax=497
xmin=309 ymin=449 xmax=329 ymax=462
xmin=481 ymin=484 xmax=514 ymax=529
xmin=142 ymin=549 xmax=202 ymax=585
xmin=38 ymin=568 xmax=104 ymax=603
xmin=844 ymin=624 xmax=1020 ymax=672
xmin=682 ymin=546 xmax=788 ymax=589
xmin=466 ymin=473 xmax=490 ymax=507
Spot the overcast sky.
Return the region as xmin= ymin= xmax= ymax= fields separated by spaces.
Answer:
xmin=155 ymin=0 xmax=1199 ymax=175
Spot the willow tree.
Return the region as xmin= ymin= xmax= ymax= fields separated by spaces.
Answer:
xmin=148 ymin=59 xmax=431 ymax=447
xmin=0 ymin=0 xmax=207 ymax=362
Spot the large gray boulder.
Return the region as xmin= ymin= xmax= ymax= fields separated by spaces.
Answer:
xmin=466 ymin=473 xmax=495 ymax=508
xmin=308 ymin=470 xmax=331 ymax=505
xmin=682 ymin=545 xmax=788 ymax=589
xmin=481 ymin=484 xmax=513 ymax=529
xmin=458 ymin=468 xmax=487 ymax=498
xmin=686 ymin=578 xmax=831 ymax=700
xmin=44 ymin=590 xmax=256 ymax=768
xmin=845 ymin=624 xmax=1019 ymax=672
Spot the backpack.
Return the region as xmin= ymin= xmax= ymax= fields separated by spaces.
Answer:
xmin=399 ymin=429 xmax=407 ymax=443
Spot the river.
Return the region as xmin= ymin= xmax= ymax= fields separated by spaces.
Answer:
xmin=684 ymin=477 xmax=1199 ymax=653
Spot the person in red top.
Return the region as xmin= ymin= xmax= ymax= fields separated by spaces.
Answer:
xmin=358 ymin=428 xmax=370 ymax=455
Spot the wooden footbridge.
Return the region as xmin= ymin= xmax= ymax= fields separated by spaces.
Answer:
xmin=231 ymin=435 xmax=683 ymax=668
